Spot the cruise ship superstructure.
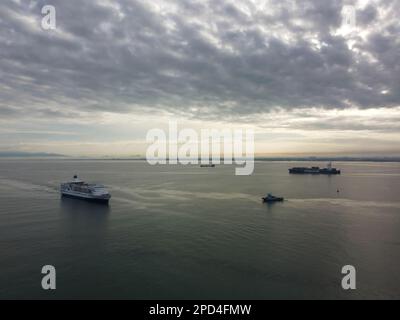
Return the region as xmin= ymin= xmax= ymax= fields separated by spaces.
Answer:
xmin=60 ymin=175 xmax=111 ymax=204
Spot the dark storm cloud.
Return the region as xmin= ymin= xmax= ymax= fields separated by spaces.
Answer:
xmin=1 ymin=0 xmax=399 ymax=121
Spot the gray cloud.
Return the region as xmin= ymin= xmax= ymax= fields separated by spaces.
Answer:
xmin=1 ymin=0 xmax=399 ymax=122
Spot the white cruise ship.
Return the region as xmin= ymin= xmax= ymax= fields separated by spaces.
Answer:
xmin=60 ymin=175 xmax=111 ymax=204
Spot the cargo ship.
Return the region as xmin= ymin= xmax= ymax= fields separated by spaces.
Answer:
xmin=289 ymin=162 xmax=341 ymax=175
xmin=60 ymin=175 xmax=111 ymax=204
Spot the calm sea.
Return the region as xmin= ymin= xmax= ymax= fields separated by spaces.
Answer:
xmin=0 ymin=160 xmax=399 ymax=299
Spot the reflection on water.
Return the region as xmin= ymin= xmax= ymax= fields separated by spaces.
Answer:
xmin=60 ymin=197 xmax=111 ymax=219
xmin=59 ymin=197 xmax=110 ymax=229
xmin=59 ymin=197 xmax=110 ymax=249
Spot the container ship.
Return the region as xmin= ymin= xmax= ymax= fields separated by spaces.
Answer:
xmin=289 ymin=162 xmax=341 ymax=175
xmin=200 ymin=164 xmax=216 ymax=168
xmin=60 ymin=175 xmax=111 ymax=204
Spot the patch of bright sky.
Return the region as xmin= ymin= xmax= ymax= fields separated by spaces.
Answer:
xmin=2 ymin=106 xmax=400 ymax=156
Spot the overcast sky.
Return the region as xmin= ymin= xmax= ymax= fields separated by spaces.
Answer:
xmin=1 ymin=0 xmax=399 ymax=156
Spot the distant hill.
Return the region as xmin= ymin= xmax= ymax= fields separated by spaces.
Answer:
xmin=0 ymin=151 xmax=66 ymax=158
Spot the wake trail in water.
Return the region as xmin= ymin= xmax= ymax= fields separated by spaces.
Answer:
xmin=0 ymin=176 xmax=59 ymax=197
xmin=108 ymin=185 xmax=261 ymax=204
xmin=288 ymin=198 xmax=400 ymax=209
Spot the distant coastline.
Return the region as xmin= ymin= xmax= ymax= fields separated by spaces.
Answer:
xmin=4 ymin=157 xmax=398 ymax=162
xmin=1 ymin=152 xmax=399 ymax=162
xmin=254 ymin=156 xmax=400 ymax=162
xmin=0 ymin=151 xmax=66 ymax=158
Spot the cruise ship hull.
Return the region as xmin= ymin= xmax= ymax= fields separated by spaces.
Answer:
xmin=61 ymin=191 xmax=110 ymax=204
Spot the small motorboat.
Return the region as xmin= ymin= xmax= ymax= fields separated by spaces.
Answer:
xmin=262 ymin=193 xmax=284 ymax=203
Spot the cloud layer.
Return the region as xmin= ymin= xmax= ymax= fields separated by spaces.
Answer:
xmin=0 ymin=0 xmax=399 ymax=155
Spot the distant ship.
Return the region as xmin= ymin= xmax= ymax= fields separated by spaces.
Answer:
xmin=289 ymin=162 xmax=341 ymax=175
xmin=60 ymin=175 xmax=111 ymax=204
xmin=262 ymin=193 xmax=284 ymax=203
xmin=200 ymin=164 xmax=216 ymax=168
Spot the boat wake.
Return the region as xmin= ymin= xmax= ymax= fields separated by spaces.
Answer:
xmin=287 ymin=198 xmax=400 ymax=209
xmin=0 ymin=177 xmax=59 ymax=197
xmin=108 ymin=185 xmax=260 ymax=204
